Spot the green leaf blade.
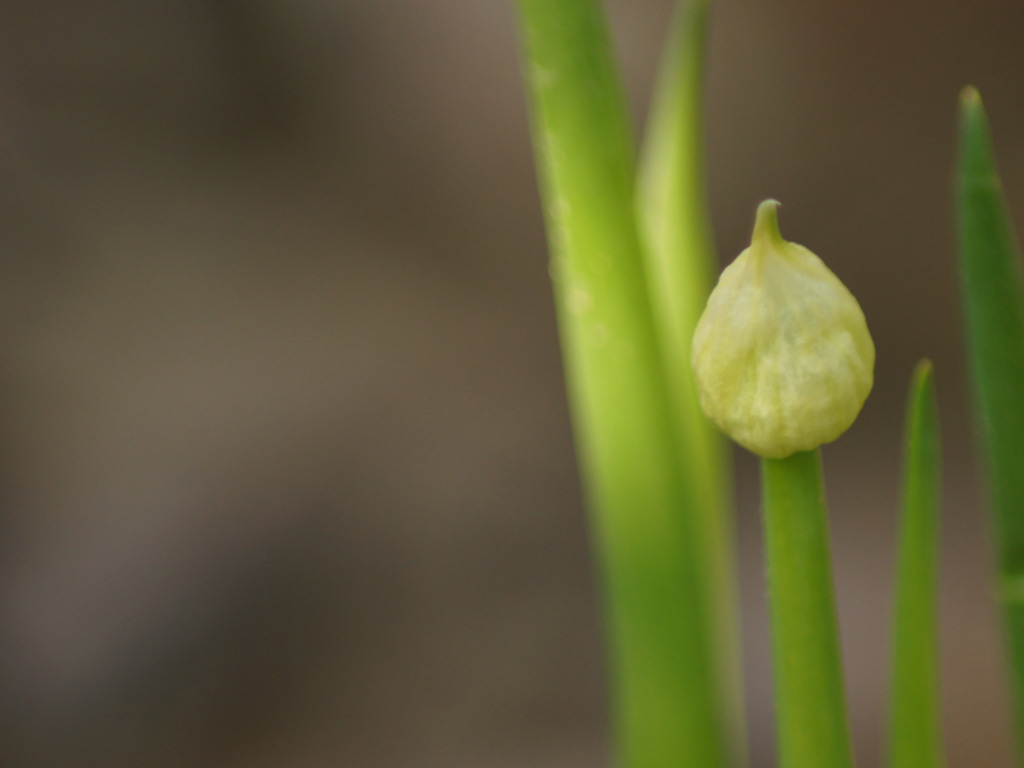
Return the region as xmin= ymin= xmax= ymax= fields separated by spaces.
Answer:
xmin=761 ymin=450 xmax=855 ymax=768
xmin=888 ymin=360 xmax=944 ymax=768
xmin=956 ymin=86 xmax=1024 ymax=756
xmin=637 ymin=0 xmax=745 ymax=757
xmin=638 ymin=0 xmax=716 ymax=367
xmin=517 ymin=3 xmax=730 ymax=767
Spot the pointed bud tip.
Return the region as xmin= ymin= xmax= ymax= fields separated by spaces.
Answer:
xmin=752 ymin=199 xmax=784 ymax=246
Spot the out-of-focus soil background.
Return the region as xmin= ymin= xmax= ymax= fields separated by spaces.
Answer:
xmin=0 ymin=1 xmax=1021 ymax=766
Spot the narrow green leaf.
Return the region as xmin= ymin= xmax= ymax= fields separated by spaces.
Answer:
xmin=517 ymin=2 xmax=729 ymax=767
xmin=761 ymin=450 xmax=855 ymax=768
xmin=956 ymin=87 xmax=1024 ymax=756
xmin=888 ymin=360 xmax=944 ymax=768
xmin=637 ymin=2 xmax=745 ymax=757
xmin=637 ymin=0 xmax=720 ymax=488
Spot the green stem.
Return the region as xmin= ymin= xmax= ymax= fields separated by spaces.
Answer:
xmin=761 ymin=450 xmax=855 ymax=768
xmin=517 ymin=2 xmax=729 ymax=766
xmin=888 ymin=360 xmax=944 ymax=768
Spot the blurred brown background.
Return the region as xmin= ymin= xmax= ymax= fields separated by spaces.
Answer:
xmin=0 ymin=0 xmax=1021 ymax=766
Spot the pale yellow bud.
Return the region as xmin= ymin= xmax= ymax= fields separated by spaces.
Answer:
xmin=691 ymin=200 xmax=874 ymax=458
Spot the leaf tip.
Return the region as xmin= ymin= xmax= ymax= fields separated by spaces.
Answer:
xmin=959 ymin=86 xmax=988 ymax=134
xmin=960 ymin=85 xmax=982 ymax=110
xmin=908 ymin=359 xmax=939 ymax=435
xmin=958 ymin=86 xmax=997 ymax=183
xmin=913 ymin=358 xmax=934 ymax=386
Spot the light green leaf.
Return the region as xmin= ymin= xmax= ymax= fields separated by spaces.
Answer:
xmin=517 ymin=2 xmax=729 ymax=766
xmin=637 ymin=0 xmax=744 ymax=758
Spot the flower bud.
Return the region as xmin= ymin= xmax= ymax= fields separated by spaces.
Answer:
xmin=691 ymin=200 xmax=874 ymax=458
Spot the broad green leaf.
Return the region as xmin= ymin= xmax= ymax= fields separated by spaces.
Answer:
xmin=517 ymin=2 xmax=729 ymax=766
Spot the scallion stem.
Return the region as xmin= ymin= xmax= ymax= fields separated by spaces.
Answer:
xmin=761 ymin=450 xmax=855 ymax=768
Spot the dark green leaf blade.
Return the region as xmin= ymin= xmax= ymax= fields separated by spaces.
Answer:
xmin=956 ymin=86 xmax=1024 ymax=755
xmin=888 ymin=360 xmax=944 ymax=768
